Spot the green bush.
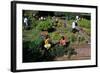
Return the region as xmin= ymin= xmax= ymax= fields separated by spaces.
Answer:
xmin=69 ymin=33 xmax=77 ymax=43
xmin=28 ymin=16 xmax=38 ymax=28
xmin=36 ymin=17 xmax=52 ymax=31
xmin=49 ymin=45 xmax=77 ymax=59
xmin=78 ymin=18 xmax=90 ymax=29
xmin=49 ymin=46 xmax=65 ymax=57
xmin=50 ymin=32 xmax=61 ymax=42
xmin=23 ymin=37 xmax=44 ymax=62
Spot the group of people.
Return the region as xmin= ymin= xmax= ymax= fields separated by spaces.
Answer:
xmin=41 ymin=35 xmax=68 ymax=58
xmin=24 ymin=15 xmax=80 ymax=32
xmin=38 ymin=15 xmax=81 ymax=49
xmin=44 ymin=35 xmax=68 ymax=50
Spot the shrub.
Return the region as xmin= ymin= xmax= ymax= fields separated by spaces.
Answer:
xmin=50 ymin=32 xmax=61 ymax=42
xmin=69 ymin=33 xmax=77 ymax=43
xmin=23 ymin=37 xmax=44 ymax=62
xmin=28 ymin=16 xmax=38 ymax=28
xmin=36 ymin=17 xmax=52 ymax=31
xmin=29 ymin=37 xmax=43 ymax=49
xmin=49 ymin=44 xmax=77 ymax=59
xmin=49 ymin=46 xmax=65 ymax=57
xmin=78 ymin=18 xmax=90 ymax=29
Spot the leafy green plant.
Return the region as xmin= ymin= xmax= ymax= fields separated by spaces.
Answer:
xmin=36 ymin=17 xmax=52 ymax=31
xmin=50 ymin=32 xmax=61 ymax=42
xmin=78 ymin=18 xmax=90 ymax=29
xmin=23 ymin=37 xmax=44 ymax=62
xmin=28 ymin=16 xmax=38 ymax=28
xmin=70 ymin=33 xmax=77 ymax=43
xmin=49 ymin=44 xmax=77 ymax=59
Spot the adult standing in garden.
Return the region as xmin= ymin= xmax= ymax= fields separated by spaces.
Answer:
xmin=71 ymin=20 xmax=79 ymax=33
xmin=24 ymin=17 xmax=28 ymax=29
xmin=76 ymin=15 xmax=80 ymax=21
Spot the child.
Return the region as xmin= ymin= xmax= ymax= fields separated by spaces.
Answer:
xmin=59 ymin=36 xmax=67 ymax=46
xmin=44 ymin=35 xmax=51 ymax=50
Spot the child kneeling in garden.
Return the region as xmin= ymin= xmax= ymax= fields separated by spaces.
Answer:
xmin=59 ymin=36 xmax=70 ymax=47
xmin=59 ymin=36 xmax=66 ymax=46
xmin=43 ymin=35 xmax=52 ymax=59
xmin=44 ymin=35 xmax=51 ymax=50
